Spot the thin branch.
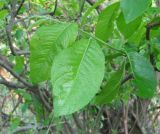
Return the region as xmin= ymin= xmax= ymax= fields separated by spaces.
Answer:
xmin=131 ymin=111 xmax=144 ymax=134
xmin=0 ymin=60 xmax=33 ymax=88
xmin=5 ymin=25 xmax=30 ymax=56
xmin=5 ymin=0 xmax=29 ymax=56
xmin=123 ymin=103 xmax=129 ymax=134
xmin=2 ymin=98 xmax=22 ymax=127
xmin=121 ymin=74 xmax=133 ymax=85
xmin=15 ymin=0 xmax=25 ymax=16
xmin=11 ymin=98 xmax=22 ymax=114
xmin=93 ymin=106 xmax=105 ymax=132
xmin=49 ymin=0 xmax=58 ymax=16
xmin=38 ymin=89 xmax=52 ymax=112
xmin=5 ymin=25 xmax=16 ymax=56
xmin=1 ymin=96 xmax=7 ymax=112
xmin=0 ymin=55 xmax=13 ymax=68
xmin=64 ymin=118 xmax=75 ymax=134
xmin=80 ymin=29 xmax=125 ymax=53
xmin=0 ymin=79 xmax=26 ymax=89
xmin=73 ymin=113 xmax=83 ymax=129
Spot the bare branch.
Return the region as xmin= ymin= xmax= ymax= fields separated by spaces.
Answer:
xmin=15 ymin=0 xmax=25 ymax=16
xmin=49 ymin=0 xmax=58 ymax=16
xmin=0 ymin=79 xmax=26 ymax=89
xmin=5 ymin=25 xmax=30 ymax=56
xmin=146 ymin=22 xmax=160 ymax=40
xmin=5 ymin=0 xmax=29 ymax=56
xmin=121 ymin=74 xmax=133 ymax=85
xmin=38 ymin=89 xmax=52 ymax=112
xmin=0 ymin=60 xmax=33 ymax=88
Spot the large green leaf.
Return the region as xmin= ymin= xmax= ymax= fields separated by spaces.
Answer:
xmin=30 ymin=23 xmax=78 ymax=84
xmin=127 ymin=52 xmax=157 ymax=98
xmin=94 ymin=63 xmax=124 ymax=105
xmin=51 ymin=39 xmax=105 ymax=116
xmin=116 ymin=12 xmax=142 ymax=39
xmin=120 ymin=0 xmax=151 ymax=23
xmin=95 ymin=2 xmax=119 ymax=41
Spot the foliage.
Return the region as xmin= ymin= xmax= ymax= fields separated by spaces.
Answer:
xmin=0 ymin=0 xmax=160 ymax=133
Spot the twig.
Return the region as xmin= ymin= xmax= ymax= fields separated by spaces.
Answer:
xmin=5 ymin=0 xmax=29 ymax=56
xmin=123 ymin=103 xmax=129 ymax=134
xmin=73 ymin=113 xmax=83 ymax=130
xmin=11 ymin=97 xmax=22 ymax=114
xmin=5 ymin=25 xmax=30 ymax=56
xmin=0 ymin=55 xmax=13 ymax=68
xmin=0 ymin=79 xmax=26 ymax=89
xmin=38 ymin=89 xmax=52 ymax=112
xmin=121 ymin=74 xmax=133 ymax=85
xmin=131 ymin=111 xmax=144 ymax=134
xmin=0 ymin=60 xmax=33 ymax=88
xmin=5 ymin=25 xmax=16 ymax=56
xmin=93 ymin=106 xmax=105 ymax=132
xmin=64 ymin=117 xmax=75 ymax=134
xmin=2 ymin=98 xmax=22 ymax=127
xmin=46 ymin=115 xmax=54 ymax=134
xmin=49 ymin=0 xmax=58 ymax=16
xmin=80 ymin=29 xmax=125 ymax=53
xmin=1 ymin=96 xmax=7 ymax=112
xmin=15 ymin=0 xmax=25 ymax=16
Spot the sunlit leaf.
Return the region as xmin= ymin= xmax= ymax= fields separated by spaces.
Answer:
xmin=120 ymin=0 xmax=151 ymax=23
xmin=51 ymin=39 xmax=105 ymax=116
xmin=30 ymin=23 xmax=78 ymax=83
xmin=95 ymin=2 xmax=119 ymax=41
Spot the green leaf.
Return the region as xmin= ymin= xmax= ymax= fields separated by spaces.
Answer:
xmin=127 ymin=52 xmax=157 ymax=98
xmin=13 ymin=57 xmax=24 ymax=74
xmin=51 ymin=39 xmax=105 ymax=116
xmin=120 ymin=0 xmax=151 ymax=23
xmin=94 ymin=63 xmax=124 ymax=105
xmin=116 ymin=12 xmax=142 ymax=39
xmin=95 ymin=2 xmax=119 ymax=41
xmin=0 ymin=10 xmax=8 ymax=19
xmin=128 ymin=22 xmax=145 ymax=45
xmin=10 ymin=117 xmax=21 ymax=132
xmin=30 ymin=23 xmax=78 ymax=84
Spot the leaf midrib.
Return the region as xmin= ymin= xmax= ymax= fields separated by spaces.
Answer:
xmin=61 ymin=39 xmax=92 ymax=109
xmin=48 ymin=23 xmax=73 ymax=64
xmin=74 ymin=39 xmax=91 ymax=86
